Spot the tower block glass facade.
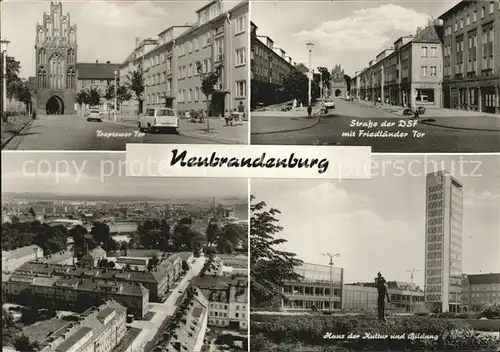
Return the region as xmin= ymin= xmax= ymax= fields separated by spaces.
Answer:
xmin=425 ymin=171 xmax=464 ymax=313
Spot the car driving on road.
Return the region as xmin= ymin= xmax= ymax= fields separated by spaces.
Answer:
xmin=323 ymin=99 xmax=335 ymax=108
xmin=86 ymin=109 xmax=102 ymax=122
xmin=138 ymin=108 xmax=179 ymax=133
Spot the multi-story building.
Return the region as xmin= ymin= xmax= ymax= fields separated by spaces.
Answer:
xmin=78 ymin=246 xmax=107 ymax=268
xmin=2 ymin=273 xmax=149 ymax=317
xmin=282 ymin=262 xmax=344 ymax=311
xmin=191 ymin=275 xmax=248 ymax=330
xmin=439 ymin=0 xmax=499 ymax=113
xmin=343 ymin=282 xmax=425 ymax=312
xmin=38 ymin=300 xmax=127 ymax=352
xmin=76 ymin=60 xmax=120 ymax=111
xmin=462 ymin=273 xmax=500 ymax=311
xmin=425 ymin=170 xmax=464 ymax=313
xmin=352 ymin=21 xmax=444 ymax=108
xmin=2 ymin=245 xmax=44 ymax=272
xmin=14 ymin=253 xmax=182 ymax=302
xmin=167 ymin=288 xmax=209 ymax=352
xmin=250 ymin=21 xmax=297 ymax=108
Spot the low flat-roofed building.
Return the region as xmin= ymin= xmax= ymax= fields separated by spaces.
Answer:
xmin=167 ymin=288 xmax=208 ymax=352
xmin=2 ymin=273 xmax=149 ymax=318
xmin=116 ymin=256 xmax=149 ymax=266
xmin=2 ymin=245 xmax=44 ymax=272
xmin=38 ymin=300 xmax=127 ymax=352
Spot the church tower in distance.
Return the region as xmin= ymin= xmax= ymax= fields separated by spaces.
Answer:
xmin=35 ymin=1 xmax=77 ymax=115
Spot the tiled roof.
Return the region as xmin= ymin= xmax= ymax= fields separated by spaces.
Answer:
xmin=411 ymin=25 xmax=442 ymax=44
xmin=466 ymin=273 xmax=500 ymax=285
xmin=76 ymin=62 xmax=120 ymax=80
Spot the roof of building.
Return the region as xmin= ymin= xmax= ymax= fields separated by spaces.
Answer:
xmin=2 ymin=245 xmax=42 ymax=261
xmin=438 ymin=0 xmax=474 ymax=20
xmin=168 ymin=288 xmax=208 ymax=352
xmin=76 ymin=62 xmax=120 ymax=80
xmin=411 ymin=24 xmax=442 ymax=44
xmin=42 ymin=301 xmax=126 ymax=352
xmin=466 ymin=273 xmax=500 ymax=285
xmin=81 ymin=246 xmax=107 ymax=260
xmin=295 ymin=63 xmax=309 ymax=73
xmin=15 ymin=254 xmax=181 ymax=284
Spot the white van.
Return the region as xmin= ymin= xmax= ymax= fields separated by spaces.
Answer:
xmin=138 ymin=108 xmax=179 ymax=133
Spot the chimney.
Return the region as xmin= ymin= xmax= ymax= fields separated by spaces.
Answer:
xmin=106 ymin=61 xmax=110 ymax=64
xmin=95 ymin=60 xmax=98 ymax=64
xmin=135 ymin=37 xmax=140 ymax=48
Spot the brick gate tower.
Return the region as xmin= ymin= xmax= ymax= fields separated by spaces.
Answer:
xmin=35 ymin=1 xmax=77 ymax=115
xmin=330 ymin=64 xmax=348 ymax=98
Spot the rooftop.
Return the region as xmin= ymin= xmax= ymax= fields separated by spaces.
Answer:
xmin=466 ymin=273 xmax=500 ymax=285
xmin=76 ymin=62 xmax=121 ymax=80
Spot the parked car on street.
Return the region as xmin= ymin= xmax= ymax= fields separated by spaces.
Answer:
xmin=86 ymin=109 xmax=102 ymax=122
xmin=138 ymin=108 xmax=179 ymax=133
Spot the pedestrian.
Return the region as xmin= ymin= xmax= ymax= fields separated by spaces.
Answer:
xmin=292 ymin=98 xmax=297 ymax=110
xmin=237 ymin=102 xmax=245 ymax=123
xmin=224 ymin=110 xmax=231 ymax=126
xmin=307 ymin=105 xmax=312 ymax=117
xmin=375 ymin=272 xmax=390 ymax=322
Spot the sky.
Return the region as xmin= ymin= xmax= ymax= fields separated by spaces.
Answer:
xmin=251 ymin=0 xmax=461 ymax=76
xmin=251 ymin=154 xmax=500 ymax=287
xmin=0 ymin=0 xmax=224 ymax=78
xmin=1 ymin=152 xmax=248 ymax=199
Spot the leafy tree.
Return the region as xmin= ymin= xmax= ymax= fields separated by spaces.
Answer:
xmin=250 ymin=195 xmax=303 ymax=305
xmin=196 ymin=61 xmax=222 ymax=131
xmin=147 ymin=255 xmax=160 ymax=271
xmin=75 ymin=89 xmax=91 ymax=116
xmin=1 ymin=56 xmax=22 ymax=99
xmin=88 ymin=87 xmax=101 ymax=106
xmin=127 ymin=68 xmax=145 ymax=114
xmin=104 ymin=84 xmax=132 ymax=114
xmin=317 ymin=66 xmax=332 ymax=96
xmin=14 ymin=335 xmax=39 ymax=352
xmin=206 ymin=222 xmax=221 ymax=245
xmin=283 ymin=70 xmax=319 ymax=106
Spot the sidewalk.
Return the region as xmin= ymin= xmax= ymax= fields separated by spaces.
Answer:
xmin=251 ymin=106 xmax=323 ymax=134
xmin=354 ymin=99 xmax=500 ymax=131
xmin=100 ymin=114 xmax=139 ymax=127
xmin=179 ymin=117 xmax=248 ymax=144
xmin=1 ymin=114 xmax=33 ymax=148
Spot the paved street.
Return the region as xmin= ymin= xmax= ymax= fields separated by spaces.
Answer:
xmin=2 ymin=114 xmax=223 ymax=150
xmin=251 ymin=99 xmax=500 ymax=152
xmin=129 ymin=255 xmax=207 ymax=351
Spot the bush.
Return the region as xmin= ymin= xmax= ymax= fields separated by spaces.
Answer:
xmin=250 ymin=314 xmax=499 ymax=351
xmin=478 ymin=302 xmax=500 ymax=319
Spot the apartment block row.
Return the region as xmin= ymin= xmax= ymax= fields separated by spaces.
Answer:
xmin=37 ymin=301 xmax=128 ymax=352
xmin=9 ymin=253 xmax=182 ymax=302
xmin=120 ymin=0 xmax=249 ymax=117
xmin=352 ymin=0 xmax=499 ymax=114
xmin=250 ymin=21 xmax=300 ymax=108
xmin=2 ymin=272 xmax=149 ymax=318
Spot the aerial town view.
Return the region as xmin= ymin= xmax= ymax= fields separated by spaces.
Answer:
xmin=1 ymin=0 xmax=249 ymax=150
xmin=250 ymin=154 xmax=500 ymax=351
xmin=250 ymin=0 xmax=500 ymax=152
xmin=1 ymin=152 xmax=249 ymax=352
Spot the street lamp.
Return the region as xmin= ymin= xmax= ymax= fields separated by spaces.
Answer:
xmin=113 ymin=70 xmax=118 ymax=122
xmin=1 ymin=39 xmax=10 ymax=120
xmin=306 ymin=42 xmax=314 ymax=107
xmin=406 ymin=269 xmax=419 ymax=313
xmin=322 ymin=252 xmax=340 ymax=310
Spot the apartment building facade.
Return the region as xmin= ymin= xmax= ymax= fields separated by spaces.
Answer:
xmin=439 ymin=0 xmax=499 ymax=113
xmin=282 ymin=263 xmax=344 ymax=311
xmin=352 ymin=22 xmax=444 ymax=109
xmin=462 ymin=273 xmax=500 ymax=311
xmin=2 ymin=273 xmax=149 ymax=318
xmin=38 ymin=301 xmax=127 ymax=352
xmin=191 ymin=275 xmax=248 ymax=331
xmin=13 ymin=253 xmax=182 ymax=302
xmin=250 ymin=21 xmax=297 ymax=108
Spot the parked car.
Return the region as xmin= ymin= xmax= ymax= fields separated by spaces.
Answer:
xmin=138 ymin=108 xmax=179 ymax=133
xmin=323 ymin=99 xmax=335 ymax=108
xmin=86 ymin=109 xmax=102 ymax=122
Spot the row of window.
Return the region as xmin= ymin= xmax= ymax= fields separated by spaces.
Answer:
xmin=171 ymin=80 xmax=247 ymax=104
xmin=445 ymin=2 xmax=498 ymax=35
xmin=420 ymin=46 xmax=439 ymax=58
xmin=420 ymin=65 xmax=438 ymax=77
